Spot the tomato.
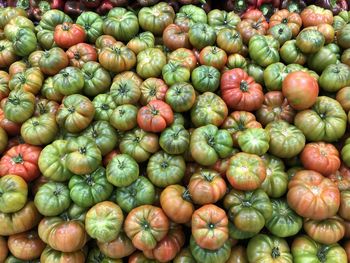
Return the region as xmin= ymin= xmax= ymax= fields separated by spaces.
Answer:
xmin=191 ymin=65 xmax=220 ymax=93
xmin=165 ymin=82 xmax=195 ymax=112
xmin=124 ymin=205 xmax=170 ymax=251
xmin=191 ymin=204 xmax=228 ymax=251
xmin=337 ymin=24 xmax=350 ymax=49
xmin=224 ymin=189 xmax=272 ymax=235
xmin=76 ymin=11 xmax=103 ymax=43
xmin=20 ymin=114 xmax=58 ymax=146
xmin=92 ymin=94 xmax=116 ymax=122
xmin=319 ymin=63 xmax=350 ymax=93
xmin=139 ymin=78 xmax=168 ymax=105
xmin=287 ymin=170 xmax=340 ymax=220
xmin=116 ymin=176 xmax=155 ymax=213
xmin=307 ymin=46 xmax=338 ymax=74
xmin=265 ymin=199 xmax=302 ymax=238
xmin=9 ymin=67 xmax=43 ymax=95
xmin=294 ymin=96 xmax=347 ymax=142
xmin=137 ymin=48 xmax=167 ymax=79
xmin=119 ymin=128 xmax=159 ymax=163
xmin=0 ymin=144 xmax=41 ymax=182
xmin=40 ymin=246 xmax=85 ymax=263
xmin=38 ymin=47 xmax=68 ymax=76
xmin=53 ymin=66 xmax=85 ymax=96
xmin=54 ymin=23 xmax=86 ymax=49
xmin=38 ymin=140 xmax=73 ymax=182
xmin=190 ymin=237 xmax=231 ymax=263
xmin=174 ymin=5 xmax=207 ymax=32
xmin=162 ymin=61 xmax=191 ymax=86
xmin=34 ymin=99 xmax=59 ymax=117
xmin=8 ymin=230 xmax=45 ymax=260
xmin=110 ymin=104 xmax=137 ymax=132
xmin=81 ymin=62 xmax=111 ymax=97
xmin=238 ymin=128 xmax=270 ymax=156
xmin=279 ymin=40 xmax=306 ymax=65
xmin=103 ymin=7 xmax=139 ymax=41
xmin=208 ymin=9 xmax=240 ymax=31
xmin=65 ymin=136 xmax=102 ymax=175
xmin=127 ymin=31 xmax=155 ymax=55
xmin=137 ymin=100 xmax=174 ymax=133
xmin=304 ymin=216 xmax=345 ymax=245
xmin=99 ymin=44 xmax=136 ymax=74
xmin=296 ymin=29 xmax=325 ymax=54
xmin=188 ymin=23 xmax=216 ymax=50
xmin=95 ymin=35 xmax=118 ymax=50
xmin=0 ymin=201 xmax=42 ymax=236
xmin=249 ymin=35 xmax=280 ymax=67
xmin=163 ymin=24 xmax=190 ymax=51
xmin=87 ymin=247 xmax=122 ymax=263
xmin=190 ymin=124 xmax=233 ymax=166
xmin=0 ymin=40 xmax=17 ymax=68
xmin=168 ymin=48 xmax=197 ymax=71
xmin=56 ymin=94 xmax=95 ymax=133
xmin=38 ymin=217 xmax=88 ymax=253
xmin=191 ymin=92 xmax=228 ymax=127
xmin=9 ymin=28 xmax=37 ymax=57
xmin=0 ymin=71 xmax=9 ymax=101
xmin=221 ymin=68 xmax=264 ymax=112
xmin=247 ymin=234 xmax=292 ymax=263
xmin=199 ymin=46 xmax=227 ymax=70
xmin=106 ymin=153 xmax=139 ymax=187
xmin=292 ymin=235 xmax=347 ymax=263
xmin=4 ymin=89 xmax=35 ymax=124
xmin=174 ymin=248 xmax=196 ymax=263
xmin=66 ymin=43 xmax=97 ymax=69
xmin=269 ymin=9 xmax=302 ymax=37
xmin=0 ymin=126 xmax=7 ymax=154
xmin=301 ymin=142 xmax=340 ymax=176
xmin=336 ymin=87 xmax=350 ymax=112
xmin=216 ymin=29 xmax=243 ymax=54
xmin=40 ymin=77 xmax=64 ymax=103
xmin=340 ymin=190 xmax=350 ymax=221
xmin=237 ymin=10 xmax=268 ymax=44
xmin=188 ymin=169 xmax=226 ymax=205
xmin=301 ymin=5 xmax=334 ymax=27
xmin=85 ymin=201 xmax=124 ymax=243
xmin=0 ymin=174 xmax=27 ymax=214
xmin=97 ymin=231 xmax=136 ymax=259
xmin=159 ymin=124 xmax=189 ymax=155
xmin=0 ymin=236 xmax=7 ymax=262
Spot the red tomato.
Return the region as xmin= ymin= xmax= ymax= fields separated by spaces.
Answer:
xmin=54 ymin=23 xmax=86 ymax=49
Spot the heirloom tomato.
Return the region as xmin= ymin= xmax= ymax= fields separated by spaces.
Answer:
xmin=39 ymin=47 xmax=69 ymax=76
xmin=106 ymin=153 xmax=139 ymax=187
xmin=8 ymin=230 xmax=45 ymax=260
xmin=190 ymin=237 xmax=231 ymax=263
xmin=0 ymin=174 xmax=27 ymax=213
xmin=54 ymin=23 xmax=86 ymax=49
xmin=301 ymin=5 xmax=334 ymax=26
xmin=97 ymin=231 xmax=136 ymax=259
xmin=127 ymin=31 xmax=155 ymax=55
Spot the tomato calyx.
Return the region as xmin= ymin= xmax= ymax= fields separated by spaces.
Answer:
xmin=271 ymin=247 xmax=281 ymax=259
xmin=85 ymin=174 xmax=95 ymax=186
xmin=242 ymin=200 xmax=252 ymax=207
xmin=53 ymin=186 xmax=63 ymax=196
xmin=240 ymin=80 xmax=249 ymax=92
xmin=17 ymin=74 xmax=26 ymax=84
xmin=61 ymin=23 xmax=72 ymax=31
xmin=74 ymin=52 xmax=81 ymax=60
xmin=182 ymin=188 xmax=192 ymax=201
xmin=12 ymin=153 xmax=24 ymax=164
xmin=8 ymin=97 xmax=20 ymax=105
xmin=32 ymin=120 xmax=40 ymax=127
xmin=150 ymin=106 xmax=159 ymax=116
xmin=149 ymin=87 xmax=157 ymax=96
xmin=68 ymin=106 xmax=76 ymax=113
xmin=79 ymin=146 xmax=87 ymax=155
xmin=206 ymin=134 xmax=215 ymax=147
xmin=141 ymin=221 xmax=150 ymax=230
xmin=317 ymin=246 xmax=328 ymax=263
xmin=100 ymin=103 xmax=110 ymax=111
xmin=160 ymin=161 xmax=169 ymax=169
xmin=202 ymin=171 xmax=214 ymax=182
xmin=208 ymin=222 xmax=215 ymax=229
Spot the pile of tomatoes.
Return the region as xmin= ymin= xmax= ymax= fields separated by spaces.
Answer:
xmin=1 ymin=2 xmax=350 ymax=263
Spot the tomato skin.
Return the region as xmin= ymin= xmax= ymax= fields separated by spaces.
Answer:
xmin=237 ymin=10 xmax=268 ymax=44
xmin=8 ymin=230 xmax=46 ymax=260
xmin=168 ymin=48 xmax=197 ymax=72
xmin=107 ymin=153 xmax=139 ymax=187
xmin=199 ymin=46 xmax=227 ymax=70
xmin=0 ymin=144 xmax=41 ymax=182
xmin=339 ymin=190 xmax=350 ymax=221
xmin=0 ymin=236 xmax=8 ymax=262
xmin=287 ymin=170 xmax=340 ymax=220
xmin=4 ymin=90 xmax=35 ymax=124
xmin=163 ymin=23 xmax=190 ymax=50
xmin=336 ymin=87 xmax=350 ymax=112
xmin=39 ymin=47 xmax=69 ymax=76
xmin=0 ymin=174 xmax=28 ymax=214
xmin=40 ymin=246 xmax=86 ymax=263
xmin=300 ymin=5 xmax=334 ymax=27
xmin=54 ymin=22 xmax=86 ymax=49
xmin=97 ymin=231 xmax=136 ymax=259
xmin=66 ymin=43 xmax=97 ymax=68
xmin=127 ymin=31 xmax=155 ymax=55
xmin=137 ymin=100 xmax=174 ymax=133
xmin=303 ymin=216 xmax=345 ymax=245
xmin=188 ymin=169 xmax=227 ymax=205
xmin=282 ymin=71 xmax=319 ymax=110
xmin=190 ymin=236 xmax=231 ymax=263
xmin=188 ymin=23 xmax=216 ymax=50
xmin=99 ymin=44 xmax=136 ymax=74
xmin=0 ymin=39 xmax=18 ymax=68
xmin=221 ymin=68 xmax=264 ymax=112
xmin=301 ymin=142 xmax=340 ymax=176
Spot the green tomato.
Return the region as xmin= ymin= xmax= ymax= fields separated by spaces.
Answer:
xmin=81 ymin=61 xmax=111 ymax=97
xmin=341 ymin=137 xmax=350 ymax=167
xmin=110 ymin=104 xmax=138 ymax=131
xmin=319 ymin=63 xmax=350 ymax=92
xmin=76 ymin=11 xmax=103 ymax=43
xmin=103 ymin=7 xmax=139 ymax=41
xmin=337 ymin=24 xmax=350 ymax=49
xmin=10 ymin=28 xmax=37 ymax=56
xmin=249 ymin=35 xmax=280 ymax=67
xmin=191 ymin=65 xmax=220 ymax=93
xmin=207 ymin=9 xmax=241 ymax=31
xmin=175 ymin=5 xmax=207 ymax=31
xmin=247 ymin=63 xmax=265 ymax=85
xmin=38 ymin=140 xmax=74 ymax=182
xmin=190 ymin=124 xmax=233 ymax=166
xmin=238 ymin=128 xmax=270 ymax=155
xmin=116 ymin=177 xmax=155 ymax=213
xmin=269 ymin=23 xmax=292 ymax=45
xmin=165 ymin=82 xmax=196 ymax=112
xmin=265 ymin=199 xmax=302 ymax=238
xmin=260 ymin=154 xmax=288 ymax=198
xmin=0 ymin=174 xmax=28 ymax=214
xmin=280 ymin=40 xmax=307 ymax=65
xmin=188 ymin=23 xmax=216 ymax=50
xmin=307 ymin=45 xmax=339 ymax=73
xmin=53 ymin=67 xmax=84 ymax=96
xmin=159 ymin=124 xmax=190 ymax=155
xmin=296 ymin=29 xmax=325 ymax=53
xmin=265 ymin=121 xmax=305 ymax=158
xmin=190 ymin=237 xmax=231 ymax=263
xmin=34 ymin=182 xmax=71 ymax=216
xmin=69 ymin=166 xmax=113 ymax=209
xmin=92 ymin=94 xmax=117 ymax=122
xmin=162 ymin=61 xmax=191 ymax=86
xmin=106 ymin=154 xmax=139 ymax=187
xmin=294 ymin=96 xmax=347 ymax=142
xmin=137 ymin=48 xmax=166 ymax=79
xmin=85 ymin=201 xmax=124 ymax=243
xmin=127 ymin=31 xmax=155 ymax=55
xmin=147 ymin=151 xmax=185 ymax=187
xmin=4 ymin=89 xmax=35 ymax=123
xmin=247 ymin=234 xmax=292 ymax=263
xmin=138 ymin=2 xmax=175 ymax=36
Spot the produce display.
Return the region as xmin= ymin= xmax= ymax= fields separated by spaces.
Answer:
xmin=1 ymin=0 xmax=350 ymax=262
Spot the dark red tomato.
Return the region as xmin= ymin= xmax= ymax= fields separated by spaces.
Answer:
xmin=54 ymin=23 xmax=86 ymax=49
xmin=0 ymin=144 xmax=41 ymax=182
